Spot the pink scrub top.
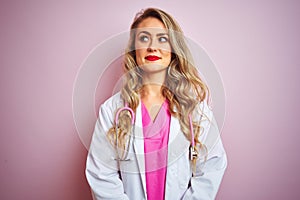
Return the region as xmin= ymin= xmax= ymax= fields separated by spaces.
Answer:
xmin=142 ymin=101 xmax=171 ymax=200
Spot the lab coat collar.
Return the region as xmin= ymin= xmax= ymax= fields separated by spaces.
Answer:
xmin=133 ymin=101 xmax=147 ymax=196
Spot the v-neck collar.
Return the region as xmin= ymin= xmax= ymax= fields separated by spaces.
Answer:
xmin=141 ymin=100 xmax=167 ymax=124
xmin=141 ymin=100 xmax=170 ymax=140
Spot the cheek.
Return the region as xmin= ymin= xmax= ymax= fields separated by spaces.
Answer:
xmin=163 ymin=51 xmax=172 ymax=64
xmin=135 ymin=49 xmax=144 ymax=65
xmin=161 ymin=44 xmax=172 ymax=59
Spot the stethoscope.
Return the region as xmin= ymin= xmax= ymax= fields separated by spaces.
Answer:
xmin=114 ymin=103 xmax=135 ymax=161
xmin=114 ymin=103 xmax=198 ymax=161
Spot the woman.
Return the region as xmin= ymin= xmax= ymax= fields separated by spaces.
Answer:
xmin=86 ymin=8 xmax=227 ymax=200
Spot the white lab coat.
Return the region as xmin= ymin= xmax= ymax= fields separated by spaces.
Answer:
xmin=86 ymin=92 xmax=227 ymax=200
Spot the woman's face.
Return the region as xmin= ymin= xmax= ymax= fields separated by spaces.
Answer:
xmin=134 ymin=17 xmax=172 ymax=73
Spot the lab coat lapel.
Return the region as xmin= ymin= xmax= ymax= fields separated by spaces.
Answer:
xmin=168 ymin=115 xmax=189 ymax=163
xmin=165 ymin=116 xmax=190 ymax=199
xmin=133 ymin=102 xmax=147 ymax=196
xmin=168 ymin=116 xmax=181 ymax=144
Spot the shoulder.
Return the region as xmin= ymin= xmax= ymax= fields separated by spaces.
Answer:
xmin=102 ymin=92 xmax=123 ymax=108
xmin=96 ymin=92 xmax=123 ymax=126
xmin=194 ymin=99 xmax=213 ymax=122
xmin=98 ymin=92 xmax=123 ymax=116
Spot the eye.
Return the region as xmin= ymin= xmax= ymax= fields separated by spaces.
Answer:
xmin=158 ymin=36 xmax=168 ymax=43
xmin=139 ymin=35 xmax=149 ymax=42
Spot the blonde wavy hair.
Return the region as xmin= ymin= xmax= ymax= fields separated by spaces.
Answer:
xmin=107 ymin=8 xmax=209 ymax=164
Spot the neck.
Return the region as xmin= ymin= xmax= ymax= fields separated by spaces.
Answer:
xmin=141 ymin=84 xmax=163 ymax=97
xmin=141 ymin=69 xmax=167 ymax=88
xmin=140 ymin=68 xmax=167 ymax=100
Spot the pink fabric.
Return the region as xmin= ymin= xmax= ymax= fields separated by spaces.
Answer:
xmin=142 ymin=101 xmax=171 ymax=200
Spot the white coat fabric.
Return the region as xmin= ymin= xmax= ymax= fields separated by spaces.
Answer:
xmin=86 ymin=92 xmax=227 ymax=200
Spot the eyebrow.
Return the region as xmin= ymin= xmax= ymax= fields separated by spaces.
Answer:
xmin=137 ymin=31 xmax=168 ymax=37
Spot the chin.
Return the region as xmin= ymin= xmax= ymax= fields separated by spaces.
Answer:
xmin=140 ymin=64 xmax=168 ymax=73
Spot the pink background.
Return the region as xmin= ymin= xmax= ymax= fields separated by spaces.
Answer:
xmin=1 ymin=0 xmax=300 ymax=199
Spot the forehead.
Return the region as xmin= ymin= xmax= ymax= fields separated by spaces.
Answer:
xmin=136 ymin=17 xmax=168 ymax=34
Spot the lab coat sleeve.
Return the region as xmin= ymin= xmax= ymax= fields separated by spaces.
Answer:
xmin=85 ymin=101 xmax=129 ymax=200
xmin=182 ymin=103 xmax=227 ymax=200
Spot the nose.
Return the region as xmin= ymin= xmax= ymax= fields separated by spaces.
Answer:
xmin=147 ymin=38 xmax=158 ymax=52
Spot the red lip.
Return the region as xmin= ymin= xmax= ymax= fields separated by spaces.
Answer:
xmin=145 ymin=55 xmax=161 ymax=61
